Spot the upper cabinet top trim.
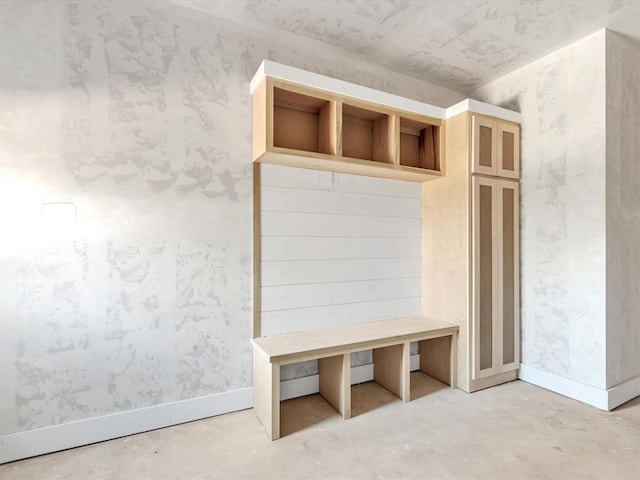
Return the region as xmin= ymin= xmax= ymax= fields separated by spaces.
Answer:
xmin=446 ymin=99 xmax=521 ymax=123
xmin=250 ymin=60 xmax=446 ymax=119
xmin=250 ymin=60 xmax=521 ymax=124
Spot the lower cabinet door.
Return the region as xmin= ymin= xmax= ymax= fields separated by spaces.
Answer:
xmin=472 ymin=176 xmax=519 ymax=380
xmin=497 ymin=179 xmax=520 ymax=373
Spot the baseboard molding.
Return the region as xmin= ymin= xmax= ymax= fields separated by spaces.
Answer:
xmin=518 ymin=364 xmax=609 ymax=410
xmin=280 ymin=354 xmax=421 ymax=401
xmin=0 ymin=387 xmax=252 ymax=464
xmin=607 ymin=374 xmax=640 ymax=410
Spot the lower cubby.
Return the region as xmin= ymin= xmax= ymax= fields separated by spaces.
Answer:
xmin=279 ymin=371 xmax=450 ymax=437
xmin=277 ymin=339 xmax=454 ymax=437
xmin=280 ymin=393 xmax=340 ymax=438
xmin=251 ymin=316 xmax=458 ymax=439
xmin=409 ymin=371 xmax=449 ymax=401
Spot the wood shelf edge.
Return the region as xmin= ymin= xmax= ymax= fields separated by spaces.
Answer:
xmin=254 ymin=150 xmax=443 ymax=183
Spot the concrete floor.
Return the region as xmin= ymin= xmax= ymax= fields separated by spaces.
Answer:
xmin=2 ymin=375 xmax=640 ymax=480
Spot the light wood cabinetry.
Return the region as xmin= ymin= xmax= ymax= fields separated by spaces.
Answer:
xmin=252 ymin=76 xmax=444 ymax=183
xmin=251 ymin=61 xmax=522 ymax=412
xmin=472 ymin=177 xmax=519 ymax=379
xmin=251 ymin=316 xmax=458 ymax=440
xmin=472 ymin=114 xmax=520 ymax=179
xmin=423 ymin=111 xmax=520 ymax=392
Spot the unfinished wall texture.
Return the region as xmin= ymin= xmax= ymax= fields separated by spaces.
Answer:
xmin=605 ymin=32 xmax=640 ymax=390
xmin=0 ymin=0 xmax=463 ymax=458
xmin=472 ymin=30 xmax=608 ymax=390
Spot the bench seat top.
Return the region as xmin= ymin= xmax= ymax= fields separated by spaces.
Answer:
xmin=251 ymin=316 xmax=458 ymax=364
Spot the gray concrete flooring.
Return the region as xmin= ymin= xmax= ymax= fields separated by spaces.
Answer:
xmin=2 ymin=375 xmax=640 ymax=479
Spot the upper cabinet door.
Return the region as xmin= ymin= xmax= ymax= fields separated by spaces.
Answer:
xmin=498 ymin=122 xmax=520 ymax=179
xmin=472 ymin=114 xmax=520 ymax=179
xmin=472 ymin=115 xmax=497 ymax=176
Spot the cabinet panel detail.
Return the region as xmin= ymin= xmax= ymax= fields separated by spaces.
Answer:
xmin=498 ymin=123 xmax=520 ymax=179
xmin=479 ymin=126 xmax=493 ymax=168
xmin=478 ymin=184 xmax=494 ymax=371
xmin=472 ymin=114 xmax=520 ymax=179
xmin=498 ymin=180 xmax=520 ymax=371
xmin=501 ymin=187 xmax=515 ymax=365
xmin=501 ymin=131 xmax=514 ymax=171
xmin=472 ymin=115 xmax=497 ymax=176
xmin=472 ymin=176 xmax=520 ymax=380
xmin=473 ymin=176 xmax=499 ymax=379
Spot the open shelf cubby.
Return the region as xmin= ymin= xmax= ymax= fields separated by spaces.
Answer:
xmin=342 ymin=103 xmax=394 ymax=164
xmin=253 ymin=75 xmax=446 ymax=182
xmin=273 ymin=87 xmax=336 ymax=155
xmin=399 ymin=117 xmax=440 ymax=171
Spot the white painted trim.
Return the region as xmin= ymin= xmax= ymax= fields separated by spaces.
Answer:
xmin=607 ymin=374 xmax=640 ymax=410
xmin=251 ymin=60 xmax=520 ymax=125
xmin=445 ymin=99 xmax=521 ymax=123
xmin=251 ymin=60 xmax=446 ymax=119
xmin=0 ymin=388 xmax=253 ymax=464
xmin=281 ymin=374 xmax=319 ymax=401
xmin=518 ymin=364 xmax=608 ymax=410
xmin=279 ymin=354 xmax=421 ymax=401
xmin=350 ymin=363 xmax=375 ymax=385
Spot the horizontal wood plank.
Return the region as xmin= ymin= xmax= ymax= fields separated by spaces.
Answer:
xmin=252 ymin=316 xmax=458 ymax=364
xmin=257 ymin=151 xmax=442 ymax=183
xmin=260 ymin=164 xmax=334 ymax=190
xmin=261 ymin=257 xmax=421 ymax=286
xmin=261 ymin=211 xmax=420 ymax=238
xmin=260 ymin=164 xmax=422 ymax=198
xmin=261 ymin=277 xmax=420 ymax=311
xmin=261 ymin=297 xmax=421 ymax=336
xmin=261 ymin=186 xmax=421 ymax=218
xmin=261 ymin=236 xmax=421 ymax=261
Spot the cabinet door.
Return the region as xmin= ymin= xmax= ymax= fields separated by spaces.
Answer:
xmin=472 ymin=176 xmax=499 ymax=379
xmin=498 ymin=123 xmax=520 ymax=179
xmin=472 ymin=115 xmax=497 ymax=176
xmin=497 ymin=180 xmax=519 ymax=372
xmin=472 ymin=177 xmax=520 ymax=380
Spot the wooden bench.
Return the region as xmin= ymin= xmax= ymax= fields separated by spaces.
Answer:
xmin=251 ymin=316 xmax=459 ymax=440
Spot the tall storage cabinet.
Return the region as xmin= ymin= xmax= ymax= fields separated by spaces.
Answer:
xmin=422 ymin=110 xmax=520 ymax=392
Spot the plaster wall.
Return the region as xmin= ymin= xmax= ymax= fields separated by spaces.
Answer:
xmin=472 ymin=30 xmax=608 ymax=389
xmin=0 ymin=0 xmax=464 ymax=451
xmin=605 ymin=31 xmax=640 ymax=389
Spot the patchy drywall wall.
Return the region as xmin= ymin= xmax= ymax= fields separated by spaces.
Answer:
xmin=0 ymin=0 xmax=464 ymax=451
xmin=605 ymin=31 xmax=640 ymax=390
xmin=471 ymin=31 xmax=607 ymax=390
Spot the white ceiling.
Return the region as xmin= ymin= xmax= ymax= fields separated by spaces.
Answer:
xmin=176 ymin=0 xmax=640 ymax=92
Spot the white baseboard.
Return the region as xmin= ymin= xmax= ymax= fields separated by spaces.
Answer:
xmin=281 ymin=374 xmax=320 ymax=401
xmin=518 ymin=364 xmax=609 ymax=410
xmin=0 ymin=387 xmax=252 ymax=464
xmin=607 ymin=374 xmax=640 ymax=410
xmin=280 ymin=354 xmax=421 ymax=401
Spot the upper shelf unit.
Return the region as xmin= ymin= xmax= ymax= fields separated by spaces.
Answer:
xmin=251 ymin=60 xmax=522 ymax=183
xmin=253 ymin=77 xmax=444 ymax=183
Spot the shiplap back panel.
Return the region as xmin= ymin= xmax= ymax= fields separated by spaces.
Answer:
xmin=260 ymin=164 xmax=421 ymax=337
